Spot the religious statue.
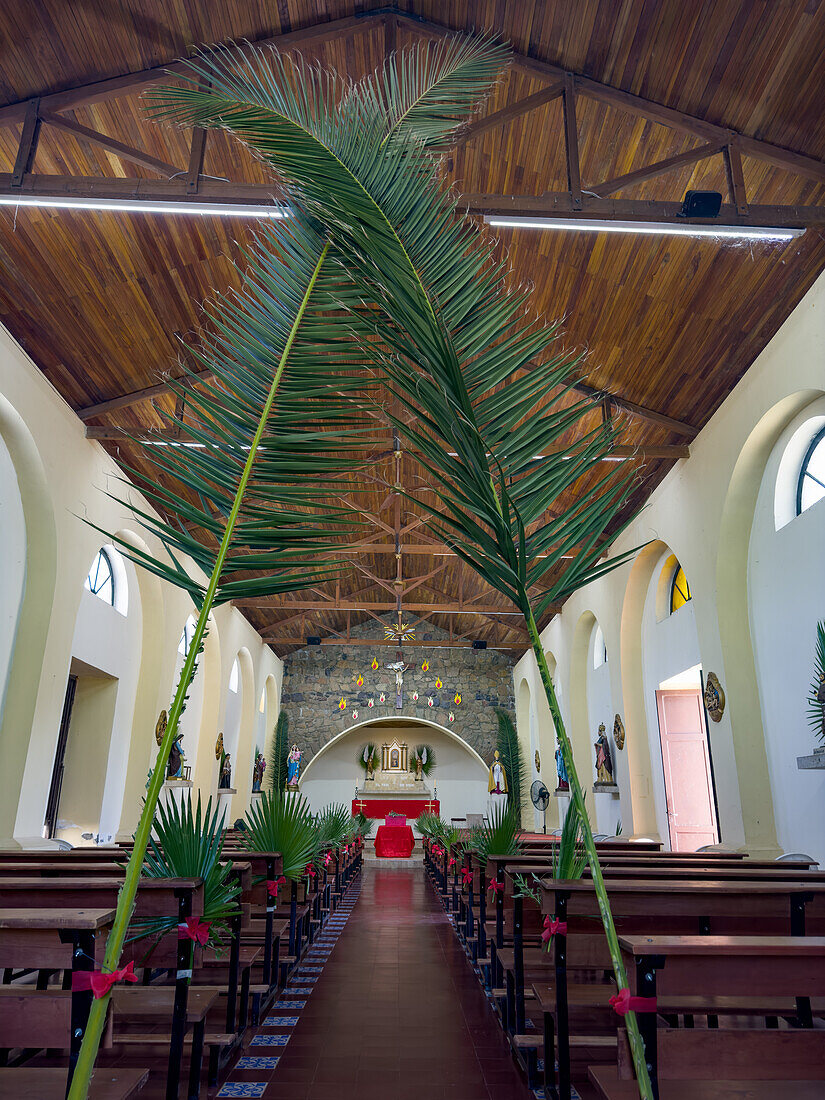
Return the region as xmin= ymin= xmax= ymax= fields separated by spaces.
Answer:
xmin=362 ymin=743 xmax=377 ymax=781
xmin=155 ymin=709 xmax=168 ymax=747
xmin=817 ymin=672 xmax=825 ymax=741
xmin=287 ymin=744 xmax=302 ymax=788
xmin=415 ymin=754 xmax=423 ymax=781
xmin=594 ymin=723 xmax=615 ymax=785
xmin=167 ymin=732 xmax=186 ymax=780
xmin=252 ymin=750 xmax=266 ymax=792
xmin=488 ymin=750 xmax=508 ymax=796
xmin=555 ymin=745 xmax=569 ymax=791
xmin=219 ymin=752 xmax=232 ymax=789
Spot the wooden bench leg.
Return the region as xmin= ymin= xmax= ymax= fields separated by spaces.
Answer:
xmin=187 ymin=1019 xmax=205 ymax=1100
xmin=543 ymin=1010 xmax=558 ymax=1100
xmin=238 ymin=967 xmax=251 ymax=1032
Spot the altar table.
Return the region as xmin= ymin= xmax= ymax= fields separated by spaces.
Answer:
xmin=374 ymin=824 xmax=415 ymax=858
xmin=351 ymin=798 xmax=439 ymax=819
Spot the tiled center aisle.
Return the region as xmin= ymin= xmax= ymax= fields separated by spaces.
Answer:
xmin=227 ymin=864 xmax=530 ymax=1100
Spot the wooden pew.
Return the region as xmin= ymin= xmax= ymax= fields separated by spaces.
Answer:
xmin=598 ymin=935 xmax=825 ymax=1098
xmin=0 ymin=908 xmax=149 ymax=1098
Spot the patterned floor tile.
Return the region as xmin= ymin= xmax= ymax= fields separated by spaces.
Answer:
xmin=272 ymin=1000 xmax=306 ymax=1008
xmin=263 ymin=1016 xmax=299 ymax=1026
xmin=286 ymin=986 xmax=314 ymax=994
xmin=236 ymin=1057 xmax=280 ymax=1070
xmin=251 ymin=1033 xmax=290 ymax=1047
xmin=217 ymin=1083 xmax=267 ymax=1098
xmin=299 ymin=966 xmax=323 ymax=973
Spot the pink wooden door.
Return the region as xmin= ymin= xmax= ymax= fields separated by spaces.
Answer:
xmin=655 ymin=688 xmax=719 ymax=852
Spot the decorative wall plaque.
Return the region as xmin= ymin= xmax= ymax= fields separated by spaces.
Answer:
xmin=612 ymin=713 xmax=625 ymax=750
xmin=535 ymin=750 xmax=541 ymax=772
xmin=703 ymin=672 xmax=726 ymax=722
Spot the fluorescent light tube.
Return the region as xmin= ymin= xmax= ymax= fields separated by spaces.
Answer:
xmin=0 ymin=195 xmax=287 ymax=218
xmin=484 ymin=215 xmax=803 ymax=241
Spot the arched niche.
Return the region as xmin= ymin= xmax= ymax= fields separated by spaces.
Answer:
xmin=189 ymin=613 xmax=222 ymax=800
xmin=224 ymin=647 xmax=256 ymax=818
xmin=299 ymin=715 xmax=490 ymax=825
xmin=0 ymin=391 xmax=57 ymax=847
xmin=572 ymin=611 xmax=621 ymax=835
xmin=48 ymin=541 xmax=142 ymax=846
xmin=106 ymin=528 xmax=164 ymax=840
xmin=716 ymin=390 xmax=823 ymax=856
xmin=744 ymin=391 xmax=825 ymax=860
xmin=619 ymin=541 xmax=666 ymax=840
xmin=570 ymin=610 xmax=599 ymax=784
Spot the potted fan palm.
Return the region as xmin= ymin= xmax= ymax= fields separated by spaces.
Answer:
xmin=130 ymin=793 xmax=242 ymax=958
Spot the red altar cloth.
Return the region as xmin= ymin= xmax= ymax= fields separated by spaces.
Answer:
xmin=374 ymin=824 xmax=415 ymax=858
xmin=351 ymin=798 xmax=439 ymax=819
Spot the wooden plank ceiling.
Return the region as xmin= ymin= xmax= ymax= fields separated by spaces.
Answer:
xmin=0 ymin=1 xmax=823 ymax=655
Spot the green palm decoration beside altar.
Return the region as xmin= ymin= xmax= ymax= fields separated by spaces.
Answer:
xmin=142 ymin=35 xmax=655 ymax=1098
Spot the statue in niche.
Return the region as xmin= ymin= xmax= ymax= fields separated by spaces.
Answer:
xmin=219 ymin=752 xmax=232 ymax=789
xmin=252 ymin=751 xmax=266 ymax=792
xmin=555 ymin=745 xmax=569 ymax=792
xmin=415 ymin=753 xmax=424 ymax=781
xmin=488 ymin=750 xmax=508 ymax=796
xmin=287 ymin=744 xmax=302 ymax=788
xmin=594 ymin=723 xmax=615 ymax=786
xmin=817 ymin=673 xmax=825 ymax=741
xmin=167 ymin=732 xmax=186 ymax=780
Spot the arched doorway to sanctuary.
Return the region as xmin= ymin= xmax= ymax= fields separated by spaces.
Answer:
xmin=298 ymin=715 xmax=490 ymax=828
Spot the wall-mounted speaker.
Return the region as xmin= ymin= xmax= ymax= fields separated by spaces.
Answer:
xmin=680 ymin=190 xmax=722 ymax=218
xmin=472 ymin=639 xmax=488 ymax=650
xmin=306 ymin=636 xmax=321 ymax=646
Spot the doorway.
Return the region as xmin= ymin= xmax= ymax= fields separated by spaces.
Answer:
xmin=655 ymin=687 xmax=719 ymax=851
xmin=44 ymin=674 xmax=77 ymax=838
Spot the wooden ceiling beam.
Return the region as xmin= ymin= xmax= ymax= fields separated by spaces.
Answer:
xmin=267 ymin=635 xmax=527 ymax=651
xmin=463 ymin=191 xmax=825 ymax=229
xmin=77 ymin=369 xmax=211 ymax=420
xmin=589 ymin=141 xmax=726 ymax=199
xmin=3 ymin=175 xmax=820 ymax=231
xmin=39 ymin=112 xmax=183 ymax=178
xmin=454 ymin=81 xmax=564 ymax=145
xmin=0 ymin=12 xmax=385 ymax=126
xmin=82 ymin=425 xmax=690 ymax=460
xmin=244 ymin=597 xmax=523 ymax=615
xmin=0 ymin=7 xmax=821 ymax=187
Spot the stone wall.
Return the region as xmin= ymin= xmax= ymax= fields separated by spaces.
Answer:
xmin=280 ymin=616 xmax=516 ymax=764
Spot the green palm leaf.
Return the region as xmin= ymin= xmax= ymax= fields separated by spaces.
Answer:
xmin=144 ymin=40 xmax=653 ymax=1098
xmin=244 ymin=790 xmax=320 ymax=880
xmin=135 ymin=793 xmax=241 ymax=951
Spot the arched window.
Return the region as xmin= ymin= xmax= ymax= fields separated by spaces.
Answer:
xmin=85 ymin=548 xmax=114 ymax=606
xmin=178 ymin=615 xmax=196 ymax=657
xmin=797 ymin=426 xmax=825 ymax=516
xmin=593 ymin=624 xmax=608 ymax=669
xmin=669 ymin=563 xmax=692 ymax=614
xmin=229 ymin=657 xmax=240 ymax=694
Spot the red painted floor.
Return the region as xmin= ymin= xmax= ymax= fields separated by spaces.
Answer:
xmin=251 ymin=866 xmax=531 ymax=1100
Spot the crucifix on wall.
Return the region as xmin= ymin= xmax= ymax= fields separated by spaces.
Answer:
xmin=385 ymin=655 xmax=410 ymax=709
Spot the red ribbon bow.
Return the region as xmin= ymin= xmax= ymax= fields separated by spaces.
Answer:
xmin=178 ymin=917 xmax=211 ymax=945
xmin=541 ymin=916 xmax=568 ymax=944
xmin=609 ymin=988 xmax=658 ymax=1016
xmin=488 ymin=879 xmax=504 ymax=895
xmin=266 ymin=876 xmax=287 ymax=897
xmin=448 ymin=857 xmax=456 ymax=869
xmin=461 ymin=869 xmax=473 ymax=886
xmin=72 ymin=961 xmax=138 ymax=999
xmin=324 ymin=852 xmax=332 ymax=866
xmin=305 ymin=864 xmax=317 ymax=878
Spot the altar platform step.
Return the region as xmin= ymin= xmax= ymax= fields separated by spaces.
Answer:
xmin=363 ymin=849 xmax=423 ymax=867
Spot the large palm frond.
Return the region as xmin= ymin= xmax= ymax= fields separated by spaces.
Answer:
xmin=142 ymin=41 xmax=653 ymax=1098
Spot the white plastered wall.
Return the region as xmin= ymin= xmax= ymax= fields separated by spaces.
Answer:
xmin=513 ymin=266 xmax=825 ymax=858
xmin=0 ymin=322 xmax=283 ymax=847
